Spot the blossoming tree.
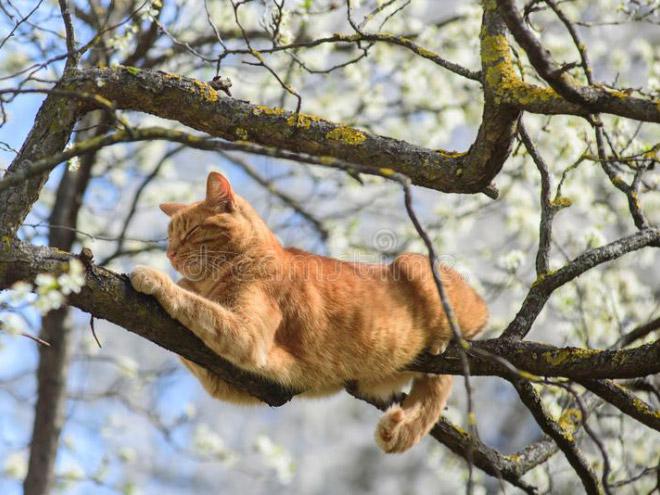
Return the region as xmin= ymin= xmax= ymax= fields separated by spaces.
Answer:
xmin=0 ymin=1 xmax=658 ymax=494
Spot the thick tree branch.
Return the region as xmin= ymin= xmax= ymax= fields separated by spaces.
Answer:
xmin=23 ymin=114 xmax=98 ymax=495
xmin=2 ymin=241 xmax=658 ymax=491
xmin=0 ymin=126 xmax=461 ymax=195
xmin=58 ymin=64 xmax=514 ymax=197
xmin=0 ymin=241 xmax=296 ymax=407
xmin=1 ymin=242 xmax=659 ymax=388
xmin=410 ymin=339 xmax=660 ymax=380
xmin=496 ymin=0 xmax=660 ymax=123
xmin=0 ymin=88 xmax=81 ymax=236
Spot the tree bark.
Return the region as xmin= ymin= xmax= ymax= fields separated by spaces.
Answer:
xmin=23 ymin=114 xmax=99 ymax=495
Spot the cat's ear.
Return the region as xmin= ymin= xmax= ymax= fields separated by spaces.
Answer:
xmin=159 ymin=202 xmax=186 ymax=217
xmin=206 ymin=171 xmax=235 ymax=210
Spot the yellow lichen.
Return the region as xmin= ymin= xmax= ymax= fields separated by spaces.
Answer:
xmin=480 ymin=26 xmax=561 ymax=108
xmin=531 ymin=269 xmax=556 ymax=288
xmin=416 ymin=46 xmax=439 ymax=59
xmin=235 ymin=128 xmax=248 ymax=140
xmin=160 ymin=71 xmax=182 ymax=81
xmin=379 ymin=167 xmax=396 ymax=176
xmin=481 ymin=34 xmax=510 ymax=66
xmin=643 ymin=149 xmax=659 ymax=160
xmin=557 ymin=408 xmax=582 ymax=442
xmin=631 ymin=397 xmax=653 ymax=415
xmin=551 ymin=196 xmax=572 ymax=208
xmin=287 ymin=112 xmax=324 ymax=128
xmin=437 ymin=149 xmax=467 ymax=159
xmin=543 ymin=348 xmax=597 ymax=366
xmin=250 ymin=49 xmax=265 ymax=63
xmin=326 ymin=126 xmax=367 ymax=145
xmin=193 ymin=80 xmax=218 ymax=102
xmin=452 ymin=424 xmax=468 ymax=436
xmin=518 ymin=370 xmax=541 ymax=381
xmin=253 ymin=105 xmax=286 ymax=117
xmin=545 ymin=350 xmax=571 ymax=366
xmin=612 ymin=176 xmax=627 ymax=187
xmin=631 ymin=191 xmax=640 ymax=208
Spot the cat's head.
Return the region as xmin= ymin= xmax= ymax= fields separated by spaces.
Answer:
xmin=160 ymin=172 xmax=276 ymax=280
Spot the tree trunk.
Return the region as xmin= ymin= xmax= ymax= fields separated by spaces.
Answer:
xmin=23 ymin=114 xmax=99 ymax=495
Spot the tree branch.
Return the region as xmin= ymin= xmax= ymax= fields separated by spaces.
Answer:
xmin=2 ymin=240 xmax=659 ymax=491
xmin=409 ymin=339 xmax=660 ymax=380
xmin=496 ymin=0 xmax=660 ymax=123
xmin=348 ymin=389 xmax=545 ymax=493
xmin=2 ymin=242 xmax=658 ymax=389
xmin=0 ymin=88 xmax=81 ymax=236
xmin=23 ymin=115 xmax=98 ymax=495
xmin=578 ymin=379 xmax=660 ymax=432
xmin=57 ymin=0 xmax=78 ymax=68
xmin=616 ymin=316 xmax=660 ymax=348
xmin=502 ymin=228 xmax=660 ymax=340
xmin=59 ymin=64 xmax=514 ymax=196
xmin=511 ymin=379 xmax=603 ymax=494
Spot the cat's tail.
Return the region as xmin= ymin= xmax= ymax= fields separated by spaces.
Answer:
xmin=375 ymin=374 xmax=451 ymax=453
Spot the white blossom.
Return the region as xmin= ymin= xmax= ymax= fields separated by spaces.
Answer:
xmin=192 ymin=424 xmax=236 ymax=464
xmin=118 ymin=447 xmax=137 ymax=463
xmin=57 ymin=259 xmax=85 ymax=295
xmin=584 ymin=227 xmax=606 ymax=249
xmin=8 ymin=280 xmax=32 ymax=304
xmin=34 ymin=289 xmax=65 ymax=314
xmin=59 ymin=458 xmax=85 ymax=481
xmin=35 ymin=273 xmax=57 ymax=291
xmin=68 ymin=155 xmax=80 ymax=172
xmin=497 ymin=250 xmax=526 ymax=272
xmin=116 ymin=356 xmax=138 ymax=378
xmin=254 ymin=434 xmax=295 ymax=484
xmin=3 ymin=451 xmax=27 ymax=479
xmin=1 ymin=313 xmax=24 ymax=336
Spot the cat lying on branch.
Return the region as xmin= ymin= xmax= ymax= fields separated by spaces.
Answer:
xmin=130 ymin=171 xmax=487 ymax=453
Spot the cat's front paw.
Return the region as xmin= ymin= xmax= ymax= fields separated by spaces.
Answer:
xmin=428 ymin=337 xmax=450 ymax=356
xmin=130 ymin=265 xmax=168 ymax=296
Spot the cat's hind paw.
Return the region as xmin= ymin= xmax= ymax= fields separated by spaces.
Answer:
xmin=375 ymin=405 xmax=421 ymax=454
xmin=130 ymin=265 xmax=167 ymax=295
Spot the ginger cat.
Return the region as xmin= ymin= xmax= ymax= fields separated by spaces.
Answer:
xmin=130 ymin=172 xmax=488 ymax=453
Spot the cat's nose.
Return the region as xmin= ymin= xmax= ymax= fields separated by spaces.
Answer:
xmin=167 ymin=248 xmax=177 ymax=260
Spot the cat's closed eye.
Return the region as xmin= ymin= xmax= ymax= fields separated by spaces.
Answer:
xmin=180 ymin=225 xmax=201 ymax=244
